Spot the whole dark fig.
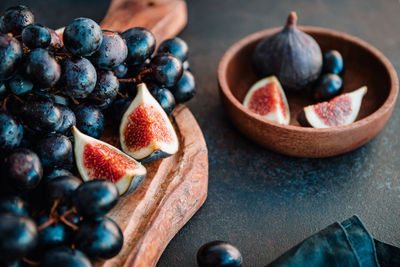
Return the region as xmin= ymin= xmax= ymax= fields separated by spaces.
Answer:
xmin=252 ymin=12 xmax=322 ymax=91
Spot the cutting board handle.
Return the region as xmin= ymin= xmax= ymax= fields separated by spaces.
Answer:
xmin=100 ymin=0 xmax=187 ymax=42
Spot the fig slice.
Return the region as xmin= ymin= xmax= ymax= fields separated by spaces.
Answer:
xmin=72 ymin=126 xmax=146 ymax=195
xmin=119 ymin=83 xmax=179 ymax=162
xmin=243 ymin=76 xmax=290 ymax=124
xmin=303 ymin=86 xmax=367 ymax=128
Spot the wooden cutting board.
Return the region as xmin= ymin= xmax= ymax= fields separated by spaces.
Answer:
xmin=97 ymin=1 xmax=208 ymax=266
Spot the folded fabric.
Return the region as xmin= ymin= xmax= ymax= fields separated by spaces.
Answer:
xmin=267 ymin=215 xmax=400 ymax=267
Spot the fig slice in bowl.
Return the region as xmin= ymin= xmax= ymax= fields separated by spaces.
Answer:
xmin=72 ymin=126 xmax=146 ymax=195
xmin=243 ymin=76 xmax=290 ymax=125
xmin=303 ymin=86 xmax=367 ymax=128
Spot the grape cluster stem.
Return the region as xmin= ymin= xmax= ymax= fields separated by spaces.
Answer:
xmin=37 ymin=199 xmax=79 ymax=231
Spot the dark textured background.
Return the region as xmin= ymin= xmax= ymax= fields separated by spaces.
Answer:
xmin=1 ymin=1 xmax=400 ymax=266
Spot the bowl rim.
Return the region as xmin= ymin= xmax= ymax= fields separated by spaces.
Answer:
xmin=218 ymin=26 xmax=399 ymax=134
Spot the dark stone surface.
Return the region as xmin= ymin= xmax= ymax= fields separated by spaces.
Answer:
xmin=1 ymin=1 xmax=400 ymax=266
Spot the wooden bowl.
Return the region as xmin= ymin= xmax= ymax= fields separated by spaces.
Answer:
xmin=218 ymin=26 xmax=399 ymax=158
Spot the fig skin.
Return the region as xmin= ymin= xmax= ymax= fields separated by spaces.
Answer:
xmin=297 ymin=109 xmax=311 ymax=127
xmin=252 ymin=12 xmax=323 ymax=92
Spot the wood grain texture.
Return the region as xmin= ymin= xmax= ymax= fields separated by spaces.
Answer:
xmin=98 ymin=1 xmax=207 ymax=266
xmin=97 ymin=105 xmax=207 ymax=267
xmin=100 ymin=0 xmax=187 ymax=43
xmin=218 ymin=27 xmax=399 ymax=158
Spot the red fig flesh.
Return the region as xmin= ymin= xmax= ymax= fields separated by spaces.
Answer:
xmin=73 ymin=126 xmax=146 ymax=195
xmin=303 ymin=86 xmax=367 ymax=128
xmin=119 ymin=83 xmax=179 ymax=162
xmin=243 ymin=76 xmax=290 ymax=124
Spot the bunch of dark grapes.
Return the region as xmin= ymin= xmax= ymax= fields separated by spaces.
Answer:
xmin=0 ymin=4 xmax=197 ymax=266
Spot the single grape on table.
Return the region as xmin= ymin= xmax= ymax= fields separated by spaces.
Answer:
xmin=0 ymin=3 xmax=198 ymax=266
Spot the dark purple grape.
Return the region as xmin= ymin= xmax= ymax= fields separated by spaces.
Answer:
xmin=41 ymin=247 xmax=92 ymax=267
xmin=50 ymin=94 xmax=70 ymax=106
xmin=89 ymin=70 xmax=119 ymax=104
xmin=73 ymin=180 xmax=119 ymax=219
xmin=0 ymin=34 xmax=22 ymax=81
xmin=0 ymin=259 xmax=20 ymax=267
xmin=322 ymin=50 xmax=344 ymax=75
xmin=5 ymin=148 xmax=43 ymax=191
xmin=20 ymin=99 xmax=62 ymax=133
xmin=8 ymin=74 xmax=33 ymax=95
xmin=36 ymin=214 xmax=72 ymax=250
xmin=4 ymin=95 xmax=23 ymax=117
xmin=59 ymin=57 xmax=97 ymax=99
xmin=0 ymin=213 xmax=38 ymax=262
xmin=0 ymin=195 xmax=28 ymax=216
xmin=152 ymin=87 xmax=175 ymax=115
xmin=91 ymin=30 xmax=127 ymax=69
xmin=56 ymin=105 xmax=76 ymax=135
xmin=22 ymin=23 xmax=51 ymax=48
xmin=183 ymin=60 xmax=190 ymax=70
xmin=110 ymin=97 xmax=131 ymax=129
xmin=147 ymin=80 xmax=163 ymax=94
xmin=122 ymin=27 xmax=155 ymax=66
xmin=74 ymin=217 xmax=123 ymax=259
xmin=313 ymin=73 xmax=343 ymax=101
xmin=18 ymin=129 xmax=35 ymax=149
xmin=0 ymin=16 xmax=5 ymax=34
xmin=25 ymin=48 xmax=61 ymax=88
xmin=44 ymin=168 xmax=73 ymax=182
xmin=46 ymin=175 xmax=81 ymax=204
xmin=0 ymin=82 xmax=8 ymax=98
xmin=119 ymin=82 xmax=136 ymax=97
xmin=90 ymin=97 xmax=114 ymax=110
xmin=170 ymin=70 xmax=196 ymax=103
xmin=150 ymin=53 xmax=183 ymax=87
xmin=63 ymin=18 xmax=103 ymax=57
xmin=157 ymin=37 xmax=188 ymax=62
xmin=0 ymin=111 xmax=23 ymax=151
xmin=129 ymin=60 xmax=150 ymax=77
xmin=1 ymin=5 xmax=34 ymax=35
xmin=74 ymin=105 xmax=104 ymax=138
xmin=113 ymin=62 xmax=128 ymax=78
xmin=35 ymin=134 xmax=72 ymax=168
xmin=197 ymin=241 xmax=243 ymax=267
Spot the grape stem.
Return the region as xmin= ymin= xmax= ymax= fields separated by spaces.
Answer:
xmin=59 ymin=206 xmax=79 ymax=230
xmin=1 ymin=94 xmax=24 ymax=110
xmin=70 ymin=96 xmax=80 ymax=105
xmin=118 ymin=77 xmax=138 ymax=83
xmin=119 ymin=68 xmax=153 ymax=83
xmin=49 ymin=198 xmax=60 ymax=218
xmin=55 ymin=52 xmax=71 ymax=59
xmin=7 ymin=33 xmax=22 ymax=39
xmin=23 ymin=257 xmax=40 ymax=266
xmin=60 ymin=216 xmax=79 ymax=230
xmin=118 ymin=91 xmax=128 ymax=98
xmin=38 ymin=205 xmax=80 ymax=231
xmin=38 ymin=217 xmax=57 ymax=231
xmin=59 ymin=206 xmax=77 ymax=217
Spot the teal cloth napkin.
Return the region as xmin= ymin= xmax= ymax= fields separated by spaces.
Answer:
xmin=267 ymin=215 xmax=400 ymax=267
